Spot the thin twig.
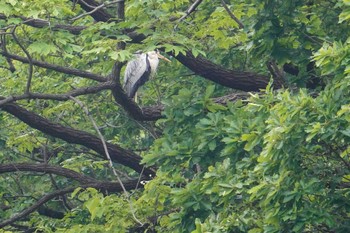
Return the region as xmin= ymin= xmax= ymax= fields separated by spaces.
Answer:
xmin=178 ymin=0 xmax=203 ymax=22
xmin=0 ymin=33 xmax=16 ymax=72
xmin=10 ymin=26 xmax=34 ymax=94
xmin=220 ymin=0 xmax=244 ymax=29
xmin=71 ymin=0 xmax=124 ymax=21
xmin=266 ymin=60 xmax=286 ymax=88
xmin=69 ymin=96 xmax=144 ymax=226
xmin=79 ymin=0 xmax=97 ymax=9
xmin=134 ymin=166 xmax=145 ymax=191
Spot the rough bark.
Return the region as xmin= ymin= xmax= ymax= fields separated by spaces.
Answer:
xmin=0 ymin=103 xmax=156 ymax=177
xmin=0 ymin=14 xmax=86 ymax=35
xmin=112 ymin=83 xmax=164 ymax=121
xmin=0 ymin=179 xmax=140 ymax=228
xmin=72 ymin=0 xmax=113 ymax=22
xmin=0 ymin=163 xmax=98 ymax=184
xmin=175 ymin=51 xmax=276 ymax=91
xmin=0 ymin=52 xmax=106 ymax=82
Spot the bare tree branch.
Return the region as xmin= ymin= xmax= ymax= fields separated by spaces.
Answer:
xmin=0 ymin=51 xmax=106 ymax=82
xmin=174 ymin=51 xmax=276 ymax=91
xmin=0 ymin=14 xmax=86 ymax=35
xmin=0 ymin=34 xmax=16 ymax=72
xmin=0 ymin=163 xmax=98 ymax=184
xmin=266 ymin=60 xmax=286 ymax=88
xmin=70 ymin=96 xmax=144 ymax=226
xmin=78 ymin=0 xmax=97 ymax=9
xmin=179 ymin=0 xmax=204 ymax=22
xmin=71 ymin=0 xmax=124 ymax=21
xmin=220 ymin=0 xmax=244 ymax=29
xmin=2 ymin=4 xmax=274 ymax=92
xmin=72 ymin=0 xmax=113 ymax=22
xmin=0 ymin=81 xmax=113 ymax=106
xmin=10 ymin=26 xmax=34 ymax=94
xmin=0 ymin=187 xmax=76 ymax=228
xmin=0 ymin=102 xmax=156 ymax=177
xmin=0 ymin=180 xmax=140 ymax=228
xmin=213 ymin=92 xmax=251 ymax=104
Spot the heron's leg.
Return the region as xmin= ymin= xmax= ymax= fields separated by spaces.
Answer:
xmin=134 ymin=91 xmax=138 ymax=103
xmin=150 ymin=78 xmax=162 ymax=104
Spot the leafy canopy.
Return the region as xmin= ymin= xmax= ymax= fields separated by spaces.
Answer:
xmin=1 ymin=0 xmax=350 ymax=232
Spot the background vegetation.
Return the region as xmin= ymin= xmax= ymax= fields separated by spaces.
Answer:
xmin=0 ymin=0 xmax=350 ymax=232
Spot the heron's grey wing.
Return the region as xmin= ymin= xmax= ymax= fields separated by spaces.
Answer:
xmin=123 ymin=54 xmax=150 ymax=98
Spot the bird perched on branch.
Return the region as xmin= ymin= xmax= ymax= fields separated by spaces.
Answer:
xmin=123 ymin=50 xmax=171 ymax=99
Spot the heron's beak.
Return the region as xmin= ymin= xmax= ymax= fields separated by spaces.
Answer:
xmin=157 ymin=52 xmax=171 ymax=63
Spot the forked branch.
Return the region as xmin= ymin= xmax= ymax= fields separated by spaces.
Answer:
xmin=0 ymin=180 xmax=140 ymax=228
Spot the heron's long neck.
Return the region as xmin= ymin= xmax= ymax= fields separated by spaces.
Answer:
xmin=148 ymin=57 xmax=159 ymax=77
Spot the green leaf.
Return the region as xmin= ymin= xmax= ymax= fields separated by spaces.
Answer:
xmin=0 ymin=2 xmax=12 ymax=15
xmin=28 ymin=42 xmax=58 ymax=55
xmin=85 ymin=196 xmax=101 ymax=221
xmin=71 ymin=187 xmax=82 ymax=198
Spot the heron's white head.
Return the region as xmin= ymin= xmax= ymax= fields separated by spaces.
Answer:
xmin=147 ymin=51 xmax=171 ymax=63
xmin=147 ymin=51 xmax=171 ymax=75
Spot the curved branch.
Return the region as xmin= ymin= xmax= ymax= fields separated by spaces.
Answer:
xmin=112 ymin=82 xmax=163 ymax=121
xmin=0 ymin=52 xmax=106 ymax=82
xmin=220 ymin=0 xmax=244 ymax=29
xmin=70 ymin=0 xmax=275 ymax=91
xmin=175 ymin=51 xmax=278 ymax=91
xmin=0 ymin=14 xmax=86 ymax=35
xmin=0 ymin=163 xmax=98 ymax=184
xmin=71 ymin=0 xmax=124 ymax=21
xmin=0 ymin=81 xmax=114 ymax=106
xmin=0 ymin=180 xmax=140 ymax=228
xmin=72 ymin=0 xmax=113 ymax=22
xmin=10 ymin=26 xmax=34 ymax=94
xmin=2 ymin=5 xmax=275 ymax=92
xmin=0 ymin=103 xmax=156 ymax=177
xmin=0 ymin=187 xmax=75 ymax=228
xmin=266 ymin=60 xmax=286 ymax=87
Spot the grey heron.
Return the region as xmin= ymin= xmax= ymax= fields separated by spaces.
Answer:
xmin=123 ymin=50 xmax=171 ymax=99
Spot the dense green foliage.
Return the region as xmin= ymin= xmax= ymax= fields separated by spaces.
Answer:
xmin=1 ymin=0 xmax=350 ymax=232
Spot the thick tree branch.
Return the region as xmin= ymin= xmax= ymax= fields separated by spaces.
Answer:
xmin=70 ymin=0 xmax=274 ymax=91
xmin=0 ymin=14 xmax=86 ymax=35
xmin=0 ymin=180 xmax=140 ymax=228
xmin=266 ymin=60 xmax=286 ymax=88
xmin=0 ymin=51 xmax=106 ymax=82
xmin=2 ymin=4 xmax=275 ymax=92
xmin=0 ymin=163 xmax=98 ymax=184
xmin=71 ymin=0 xmax=124 ymax=21
xmin=175 ymin=51 xmax=277 ymax=91
xmin=112 ymin=82 xmax=163 ymax=121
xmin=0 ymin=103 xmax=156 ymax=177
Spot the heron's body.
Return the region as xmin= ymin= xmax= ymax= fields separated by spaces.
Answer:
xmin=123 ymin=51 xmax=169 ymax=99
